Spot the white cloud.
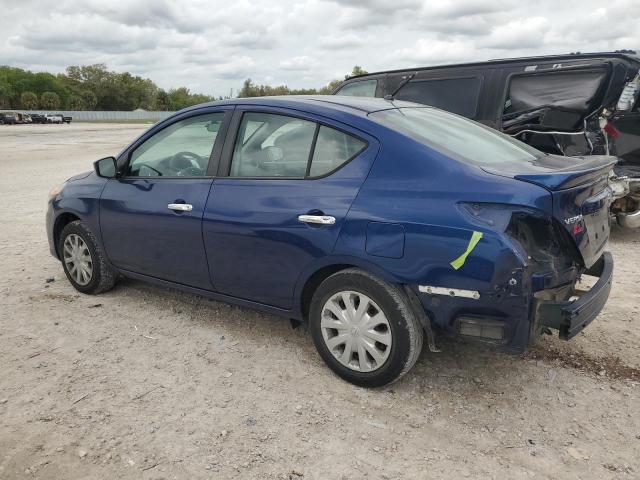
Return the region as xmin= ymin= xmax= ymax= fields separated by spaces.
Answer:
xmin=480 ymin=17 xmax=550 ymax=49
xmin=279 ymin=56 xmax=316 ymax=71
xmin=0 ymin=0 xmax=638 ymax=97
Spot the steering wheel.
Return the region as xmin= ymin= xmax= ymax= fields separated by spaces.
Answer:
xmin=138 ymin=163 xmax=163 ymax=176
xmin=170 ymin=151 xmax=204 ymax=176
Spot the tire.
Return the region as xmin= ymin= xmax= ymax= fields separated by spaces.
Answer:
xmin=309 ymin=268 xmax=423 ymax=387
xmin=58 ymin=220 xmax=116 ymax=294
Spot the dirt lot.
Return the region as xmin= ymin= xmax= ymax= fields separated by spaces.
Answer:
xmin=1 ymin=123 xmax=639 ymax=479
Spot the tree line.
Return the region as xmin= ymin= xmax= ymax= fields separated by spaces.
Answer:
xmin=237 ymin=66 xmax=367 ymax=97
xmin=0 ymin=64 xmax=366 ymax=111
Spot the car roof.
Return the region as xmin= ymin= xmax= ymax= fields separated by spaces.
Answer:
xmin=343 ymin=51 xmax=640 ymax=80
xmin=186 ymin=95 xmax=418 ymax=115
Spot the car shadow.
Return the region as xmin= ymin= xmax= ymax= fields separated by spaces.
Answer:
xmin=108 ymin=273 xmax=638 ymax=396
xmin=109 ymin=277 xmax=552 ymax=391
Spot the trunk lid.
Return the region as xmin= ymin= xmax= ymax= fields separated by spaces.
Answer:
xmin=483 ymin=154 xmax=616 ymax=268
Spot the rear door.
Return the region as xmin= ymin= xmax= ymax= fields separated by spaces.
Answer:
xmin=100 ymin=108 xmax=231 ymax=289
xmin=202 ymin=107 xmax=378 ymax=308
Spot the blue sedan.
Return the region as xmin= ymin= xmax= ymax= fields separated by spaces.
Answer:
xmin=46 ymin=96 xmax=614 ymax=387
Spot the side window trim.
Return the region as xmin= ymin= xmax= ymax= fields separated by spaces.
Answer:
xmin=304 ymin=124 xmax=321 ymax=178
xmin=119 ymin=108 xmax=232 ymax=179
xmin=218 ymin=109 xmax=244 ymax=177
xmin=218 ymin=108 xmax=369 ymax=180
xmin=205 ymin=110 xmax=233 ymax=176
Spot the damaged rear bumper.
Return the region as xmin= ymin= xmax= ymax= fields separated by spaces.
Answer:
xmin=536 ymin=252 xmax=613 ymax=340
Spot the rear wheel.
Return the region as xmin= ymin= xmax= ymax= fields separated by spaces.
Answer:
xmin=59 ymin=220 xmax=116 ymax=294
xmin=309 ymin=268 xmax=423 ymax=387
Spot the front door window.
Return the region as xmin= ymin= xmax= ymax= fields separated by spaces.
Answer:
xmin=127 ymin=113 xmax=224 ymax=177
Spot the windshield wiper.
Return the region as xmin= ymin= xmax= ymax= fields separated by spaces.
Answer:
xmin=384 ymin=73 xmax=415 ymax=101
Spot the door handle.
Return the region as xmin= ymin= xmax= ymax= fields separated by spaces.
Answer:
xmin=168 ymin=203 xmax=193 ymax=212
xmin=298 ymin=214 xmax=336 ymax=225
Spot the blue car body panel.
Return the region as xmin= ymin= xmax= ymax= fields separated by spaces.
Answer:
xmin=202 ymin=106 xmax=380 ymax=309
xmin=100 ymin=178 xmax=214 ymax=289
xmin=46 ymin=96 xmax=615 ymax=353
xmin=47 ymin=172 xmax=107 ymax=258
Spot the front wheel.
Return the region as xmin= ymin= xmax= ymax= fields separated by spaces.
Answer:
xmin=59 ymin=220 xmax=116 ymax=294
xmin=309 ymin=268 xmax=423 ymax=387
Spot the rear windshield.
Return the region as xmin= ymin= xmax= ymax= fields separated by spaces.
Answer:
xmin=369 ymin=107 xmax=542 ymax=166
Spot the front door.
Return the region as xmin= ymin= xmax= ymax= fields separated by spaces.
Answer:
xmin=100 ymin=110 xmax=228 ymax=289
xmin=203 ymin=109 xmax=377 ymax=308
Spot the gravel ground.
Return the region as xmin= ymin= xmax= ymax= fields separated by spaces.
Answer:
xmin=0 ymin=123 xmax=639 ymax=479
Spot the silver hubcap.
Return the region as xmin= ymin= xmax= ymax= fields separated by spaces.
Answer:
xmin=320 ymin=291 xmax=392 ymax=372
xmin=63 ymin=234 xmax=93 ymax=286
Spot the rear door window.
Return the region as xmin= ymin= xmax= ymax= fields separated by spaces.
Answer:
xmin=309 ymin=126 xmax=366 ymax=177
xmin=229 ymin=112 xmax=367 ymax=178
xmin=335 ymin=79 xmax=378 ymax=97
xmin=395 ymin=77 xmax=482 ymax=118
xmin=231 ymin=112 xmax=315 ymax=177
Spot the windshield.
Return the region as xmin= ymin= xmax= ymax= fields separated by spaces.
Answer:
xmin=369 ymin=107 xmax=543 ymax=166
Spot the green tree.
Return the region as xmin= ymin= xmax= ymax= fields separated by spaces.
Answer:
xmin=167 ymin=87 xmax=213 ymax=110
xmin=67 ymin=95 xmax=85 ymax=110
xmin=348 ymin=65 xmax=368 ymax=78
xmin=0 ymin=75 xmax=15 ymax=108
xmin=237 ymin=65 xmax=368 ymax=98
xmin=66 ymin=64 xmax=110 ymax=86
xmin=21 ymin=91 xmax=39 ymax=109
xmin=81 ymin=90 xmax=97 ymax=109
xmin=154 ymin=89 xmax=170 ymax=110
xmin=40 ymin=91 xmax=61 ymax=110
xmin=318 ymin=79 xmax=343 ymax=95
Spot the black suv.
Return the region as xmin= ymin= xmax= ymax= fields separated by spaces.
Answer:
xmin=334 ymin=51 xmax=640 ymax=228
xmin=0 ymin=112 xmax=18 ymax=125
xmin=30 ymin=114 xmax=48 ymax=124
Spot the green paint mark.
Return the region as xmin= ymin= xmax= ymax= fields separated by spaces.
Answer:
xmin=450 ymin=231 xmax=483 ymax=270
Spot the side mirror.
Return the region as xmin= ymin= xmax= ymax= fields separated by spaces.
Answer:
xmin=206 ymin=121 xmax=220 ymax=133
xmin=94 ymin=156 xmax=118 ymax=178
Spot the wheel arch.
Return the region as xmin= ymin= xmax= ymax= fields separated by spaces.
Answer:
xmin=293 ymin=256 xmax=400 ymax=322
xmin=53 ymin=212 xmax=82 ymax=258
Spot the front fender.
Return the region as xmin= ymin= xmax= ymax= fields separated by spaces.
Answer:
xmin=48 ymin=174 xmax=108 ymax=258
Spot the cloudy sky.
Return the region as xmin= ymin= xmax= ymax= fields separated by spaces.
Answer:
xmin=1 ymin=0 xmax=639 ymax=96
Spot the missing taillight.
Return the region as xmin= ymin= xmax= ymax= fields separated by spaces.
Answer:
xmin=506 ymin=213 xmax=580 ymax=268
